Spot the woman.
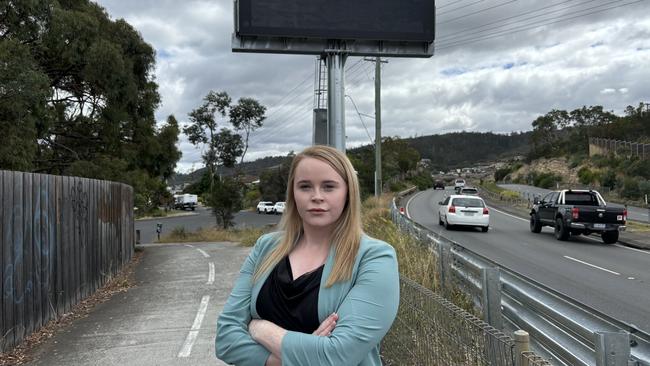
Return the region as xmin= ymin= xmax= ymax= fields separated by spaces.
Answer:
xmin=216 ymin=145 xmax=400 ymax=366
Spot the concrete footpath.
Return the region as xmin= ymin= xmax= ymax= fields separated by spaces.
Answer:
xmin=26 ymin=242 xmax=251 ymax=366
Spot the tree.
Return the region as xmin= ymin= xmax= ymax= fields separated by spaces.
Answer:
xmin=0 ymin=0 xmax=181 ymax=214
xmin=184 ymin=90 xmax=232 ymax=183
xmin=0 ymin=39 xmax=50 ymax=171
xmin=259 ymin=154 xmax=293 ymax=202
xmin=230 ymin=97 xmax=266 ymax=164
xmin=210 ymin=176 xmax=243 ymax=229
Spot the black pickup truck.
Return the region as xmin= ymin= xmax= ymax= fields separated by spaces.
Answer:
xmin=529 ymin=189 xmax=626 ymax=244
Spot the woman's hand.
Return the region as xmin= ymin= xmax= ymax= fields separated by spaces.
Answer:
xmin=312 ymin=313 xmax=338 ymax=336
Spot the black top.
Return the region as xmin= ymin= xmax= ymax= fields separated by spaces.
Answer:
xmin=256 ymin=256 xmax=324 ymax=333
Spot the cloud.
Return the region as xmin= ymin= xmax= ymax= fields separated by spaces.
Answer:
xmin=95 ymin=0 xmax=650 ymax=171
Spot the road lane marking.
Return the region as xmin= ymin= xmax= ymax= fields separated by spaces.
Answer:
xmin=207 ymin=262 xmax=215 ymax=285
xmin=614 ymin=244 xmax=650 ymax=255
xmin=488 ymin=206 xmax=529 ymax=223
xmin=178 ymin=295 xmax=210 ymax=358
xmin=405 ymin=191 xmax=427 ymax=219
xmin=563 ymin=256 xmax=620 ymax=276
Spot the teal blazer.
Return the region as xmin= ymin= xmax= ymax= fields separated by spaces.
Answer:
xmin=216 ymin=232 xmax=400 ymax=366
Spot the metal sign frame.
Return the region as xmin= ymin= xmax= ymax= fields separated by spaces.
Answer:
xmin=232 ymin=0 xmax=435 ymax=58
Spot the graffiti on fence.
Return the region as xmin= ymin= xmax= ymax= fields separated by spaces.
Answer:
xmin=70 ymin=180 xmax=89 ymax=246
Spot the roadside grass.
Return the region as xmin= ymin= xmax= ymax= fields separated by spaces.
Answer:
xmin=627 ymin=220 xmax=650 ymax=232
xmin=158 ymin=225 xmax=272 ymax=246
xmin=362 ymin=195 xmax=438 ymax=291
xmin=480 ymin=181 xmax=521 ymax=200
xmin=362 ymin=195 xmax=476 ymax=315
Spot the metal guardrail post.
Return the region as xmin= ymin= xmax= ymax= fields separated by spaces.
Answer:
xmin=514 ymin=330 xmax=530 ymax=366
xmin=482 ymin=267 xmax=502 ymax=329
xmin=435 ymin=237 xmax=447 ymax=296
xmin=595 ymin=331 xmax=631 ymax=366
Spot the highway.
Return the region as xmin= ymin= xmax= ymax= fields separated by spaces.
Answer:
xmin=407 ymin=188 xmax=650 ymax=333
xmin=499 ymin=183 xmax=650 ymax=223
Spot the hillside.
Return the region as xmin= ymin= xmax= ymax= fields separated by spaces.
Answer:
xmin=171 ymin=131 xmax=532 ymax=185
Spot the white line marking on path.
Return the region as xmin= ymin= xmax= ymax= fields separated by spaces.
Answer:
xmin=178 ymin=295 xmax=210 ymax=358
xmin=207 ymin=263 xmax=215 ymax=285
xmin=185 ymin=244 xmax=210 ymax=258
xmin=488 ymin=206 xmax=529 ymax=223
xmin=563 ymin=256 xmax=620 ymax=276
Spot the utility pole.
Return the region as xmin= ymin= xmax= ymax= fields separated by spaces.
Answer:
xmin=366 ymin=57 xmax=388 ymax=197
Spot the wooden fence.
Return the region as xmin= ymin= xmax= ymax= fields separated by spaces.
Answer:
xmin=1 ymin=170 xmax=134 ymax=352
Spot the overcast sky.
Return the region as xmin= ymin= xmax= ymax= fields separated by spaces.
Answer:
xmin=94 ymin=0 xmax=650 ymax=173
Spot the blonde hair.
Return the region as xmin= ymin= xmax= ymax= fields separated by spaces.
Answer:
xmin=253 ymin=145 xmax=362 ymax=287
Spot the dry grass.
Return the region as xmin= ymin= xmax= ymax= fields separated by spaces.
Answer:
xmin=627 ymin=220 xmax=650 ymax=232
xmin=158 ymin=225 xmax=273 ymax=247
xmin=0 ymin=252 xmax=143 ymax=365
xmin=362 ymin=195 xmax=438 ymax=291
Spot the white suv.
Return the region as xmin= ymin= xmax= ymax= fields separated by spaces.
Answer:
xmin=273 ymin=202 xmax=285 ymax=214
xmin=256 ymin=201 xmax=275 ymax=214
xmin=454 ymin=179 xmax=466 ymax=193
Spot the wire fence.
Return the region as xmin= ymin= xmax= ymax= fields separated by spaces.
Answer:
xmin=589 ymin=137 xmax=650 ymax=160
xmin=382 ymin=277 xmax=517 ymax=366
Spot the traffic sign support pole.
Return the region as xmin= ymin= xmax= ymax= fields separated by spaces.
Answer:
xmin=326 ymin=52 xmax=347 ymax=152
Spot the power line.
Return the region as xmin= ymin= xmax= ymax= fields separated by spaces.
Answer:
xmin=438 ymin=0 xmax=487 ymax=16
xmin=437 ymin=0 xmax=601 ymax=41
xmin=437 ymin=0 xmax=519 ymax=25
xmin=436 ymin=0 xmax=644 ymax=50
xmin=249 ymin=63 xmax=375 ymax=146
xmin=346 ymin=94 xmax=374 ymax=144
xmin=437 ymin=0 xmax=474 ymax=9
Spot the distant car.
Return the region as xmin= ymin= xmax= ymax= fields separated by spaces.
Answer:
xmin=173 ymin=194 xmax=198 ymax=211
xmin=454 ymin=179 xmax=466 ymax=193
xmin=256 ymin=201 xmax=275 ymax=214
xmin=433 ymin=180 xmax=445 ymax=190
xmin=438 ymin=195 xmax=489 ymax=232
xmin=273 ymin=202 xmax=285 ymax=214
xmin=459 ymin=187 xmax=479 ymax=196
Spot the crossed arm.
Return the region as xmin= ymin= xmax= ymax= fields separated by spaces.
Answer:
xmin=216 ymin=237 xmax=399 ymax=366
xmin=249 ymin=313 xmax=339 ymax=365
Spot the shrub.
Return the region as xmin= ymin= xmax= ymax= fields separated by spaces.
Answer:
xmin=578 ymin=167 xmax=596 ymax=185
xmin=494 ymin=167 xmax=511 ymax=182
xmin=639 ymin=180 xmax=650 ymax=200
xmin=626 ymin=159 xmax=650 ymax=180
xmin=531 ymin=172 xmax=562 ymax=189
xmin=409 ymin=173 xmax=433 ymax=190
xmin=619 ymin=177 xmax=641 ymax=200
xmin=600 ymin=169 xmax=617 ymax=190
xmin=389 ymin=181 xmax=407 ymax=192
xmin=569 ymin=154 xmax=587 ymax=168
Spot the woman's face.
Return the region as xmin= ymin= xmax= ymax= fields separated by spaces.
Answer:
xmin=293 ymin=157 xmax=348 ymax=231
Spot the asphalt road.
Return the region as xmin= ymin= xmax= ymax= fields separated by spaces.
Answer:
xmin=499 ymin=183 xmax=650 ymax=223
xmin=407 ymin=187 xmax=650 ymax=333
xmin=135 ymin=205 xmax=282 ymax=244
